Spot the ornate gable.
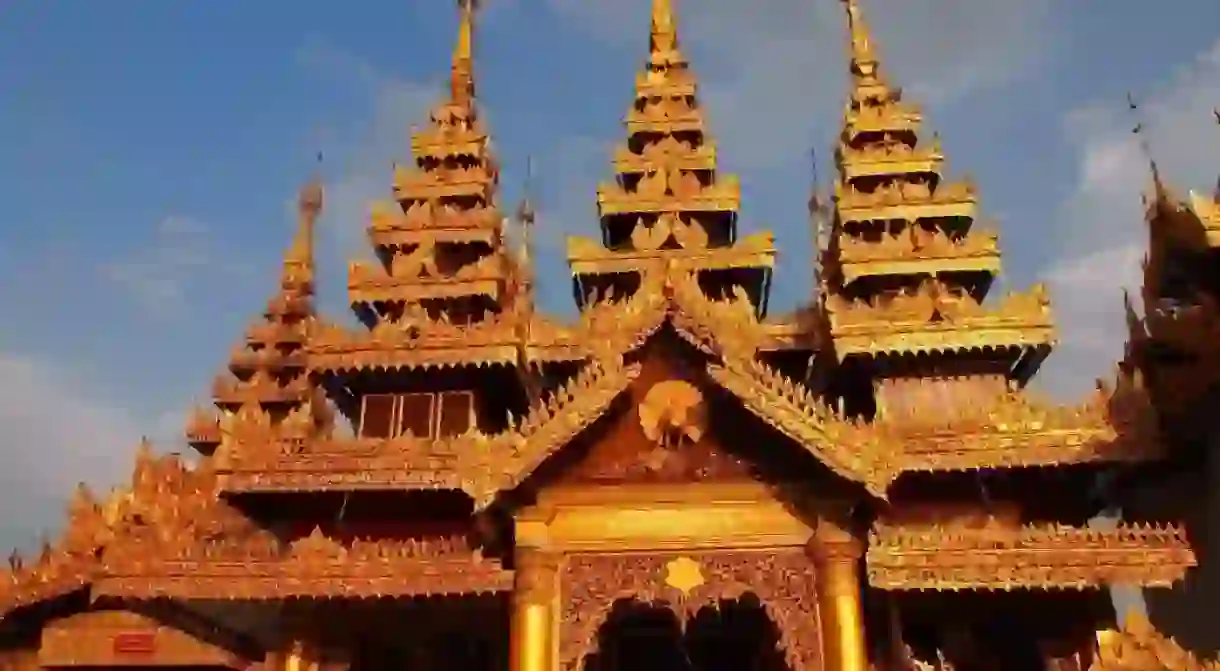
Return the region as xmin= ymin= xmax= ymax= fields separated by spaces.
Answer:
xmin=545 ymin=337 xmax=756 ymax=489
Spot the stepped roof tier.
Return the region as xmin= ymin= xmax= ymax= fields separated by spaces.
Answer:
xmin=819 ymin=0 xmax=1053 ymax=375
xmin=184 ymin=180 xmax=330 ymax=457
xmin=349 ymin=0 xmax=515 ymax=316
xmin=566 ymin=0 xmax=775 ymax=314
xmin=0 ymin=2 xmax=1212 ymax=668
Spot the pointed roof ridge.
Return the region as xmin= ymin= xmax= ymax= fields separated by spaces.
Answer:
xmin=449 ymin=0 xmax=478 ymax=109
xmin=840 ymin=0 xmax=896 ymax=100
xmin=649 ymin=0 xmax=680 ymax=61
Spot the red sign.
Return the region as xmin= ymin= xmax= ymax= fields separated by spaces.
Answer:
xmin=112 ymin=632 xmax=156 ymax=655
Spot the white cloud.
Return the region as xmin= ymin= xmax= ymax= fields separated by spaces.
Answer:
xmin=1039 ymin=39 xmax=1220 ymax=398
xmin=99 ymin=214 xmax=243 ymax=316
xmin=0 ymin=353 xmax=151 ymax=551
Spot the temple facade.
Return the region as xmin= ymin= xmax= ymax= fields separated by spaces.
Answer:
xmin=0 ymin=1 xmax=1214 ymax=670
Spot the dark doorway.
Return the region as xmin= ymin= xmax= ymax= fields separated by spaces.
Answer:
xmin=582 ymin=595 xmax=789 ymax=671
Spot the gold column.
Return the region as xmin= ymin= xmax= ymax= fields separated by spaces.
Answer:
xmin=511 ymin=550 xmax=561 ymax=671
xmin=814 ymin=540 xmax=867 ymax=671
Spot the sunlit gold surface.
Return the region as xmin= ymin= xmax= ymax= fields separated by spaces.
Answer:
xmin=816 ymin=544 xmax=867 ymax=671
xmin=0 ymin=0 xmax=1215 ymax=668
xmin=515 ymin=483 xmax=814 ymax=553
xmin=512 ymin=551 xmax=560 ymax=671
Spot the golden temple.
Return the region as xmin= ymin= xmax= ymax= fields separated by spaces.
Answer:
xmin=2 ymin=1 xmax=1219 ymax=670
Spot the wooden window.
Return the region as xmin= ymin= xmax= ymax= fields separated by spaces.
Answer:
xmin=359 ymin=393 xmax=396 ymax=438
xmin=438 ymin=391 xmax=474 ymax=436
xmin=358 ymin=391 xmax=477 ymax=439
xmin=398 ymin=393 xmax=436 ymax=438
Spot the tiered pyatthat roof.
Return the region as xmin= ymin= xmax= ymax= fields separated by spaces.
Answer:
xmin=1126 ymin=133 xmax=1220 ymax=416
xmin=349 ymin=0 xmax=516 ymax=321
xmin=819 ymin=0 xmax=1054 ymax=364
xmin=566 ymin=0 xmax=775 ymax=300
xmin=185 ymin=181 xmax=332 ymax=457
xmin=307 ymin=0 xmax=579 ymax=376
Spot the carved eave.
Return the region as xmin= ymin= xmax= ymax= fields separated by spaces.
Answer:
xmin=624 ymin=111 xmax=706 ymax=136
xmin=307 ymin=323 xmax=522 ymax=373
xmin=844 ymin=102 xmax=923 ymax=139
xmin=245 ymin=320 xmax=306 ymax=346
xmin=706 ymin=356 xmax=894 ymax=498
xmin=409 ymin=125 xmax=489 ymax=161
xmin=368 ymin=201 xmax=500 ymax=247
xmin=896 ymin=425 xmax=1166 ymax=473
xmin=866 ymin=523 xmax=1196 ymax=591
xmin=836 ymin=229 xmax=1002 ymax=283
xmin=888 ymin=370 xmax=1161 ymax=475
xmin=40 ymin=610 xmax=248 ymax=668
xmin=597 ymin=179 xmax=741 ymax=215
xmin=836 ymin=181 xmax=977 ymax=223
xmin=393 ymin=166 xmax=494 ymax=202
xmin=831 ymin=322 xmax=1054 ymax=360
xmin=211 ymin=373 xmax=311 ymax=406
xmin=0 ymin=559 xmax=95 ymax=621
xmin=1187 ymin=190 xmax=1220 ymax=247
xmin=96 ymin=532 xmax=513 ymax=600
xmin=215 ymin=431 xmax=512 ymax=498
xmin=634 ymin=73 xmax=697 ymax=99
xmin=612 ymin=142 xmax=718 ymax=174
xmin=892 ymin=374 xmax=1167 ymax=472
xmin=825 ymin=284 xmax=1056 ymax=359
xmin=184 ymin=405 xmax=222 ymax=449
xmin=838 ymin=144 xmax=944 ymax=181
xmin=519 ymin=317 xmax=588 ymax=363
xmin=567 ymin=233 xmax=775 ymax=277
xmin=755 ymin=317 xmax=822 ymax=352
xmin=347 ymin=260 xmax=504 ymax=305
xmin=226 ymin=345 xmax=307 ymax=375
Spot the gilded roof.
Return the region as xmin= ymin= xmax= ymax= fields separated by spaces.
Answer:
xmin=565 ymin=0 xmax=775 ymax=282
xmin=0 ymin=445 xmax=511 ymax=620
xmin=818 ymin=0 xmax=1052 ymax=360
xmin=866 ymin=520 xmax=1195 ymax=591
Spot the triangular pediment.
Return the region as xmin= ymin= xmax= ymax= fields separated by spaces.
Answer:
xmin=517 ymin=328 xmax=861 ymax=497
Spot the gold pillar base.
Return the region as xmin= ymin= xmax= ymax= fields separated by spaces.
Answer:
xmin=814 ymin=541 xmax=867 ymax=671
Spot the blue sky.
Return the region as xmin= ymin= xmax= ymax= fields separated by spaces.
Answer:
xmin=0 ymin=0 xmax=1218 ymax=549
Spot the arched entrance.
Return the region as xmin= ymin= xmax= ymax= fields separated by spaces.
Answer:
xmin=581 ymin=596 xmax=790 ymax=671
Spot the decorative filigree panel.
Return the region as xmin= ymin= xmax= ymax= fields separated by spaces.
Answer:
xmin=560 ymin=549 xmax=821 ymax=671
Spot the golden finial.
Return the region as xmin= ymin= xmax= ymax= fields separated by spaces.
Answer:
xmin=284 ymin=154 xmax=323 ymax=290
xmin=841 ymin=0 xmax=879 ymax=81
xmin=650 ymin=0 xmax=678 ymax=55
xmin=450 ymin=0 xmax=479 ymax=106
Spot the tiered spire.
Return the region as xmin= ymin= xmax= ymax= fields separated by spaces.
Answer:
xmin=186 ymin=179 xmax=331 ymax=453
xmin=349 ymin=0 xmax=515 ymax=326
xmin=566 ymin=0 xmax=775 ymax=310
xmin=1129 ymin=108 xmax=1220 ymax=413
xmin=820 ymin=0 xmax=1053 ymax=373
